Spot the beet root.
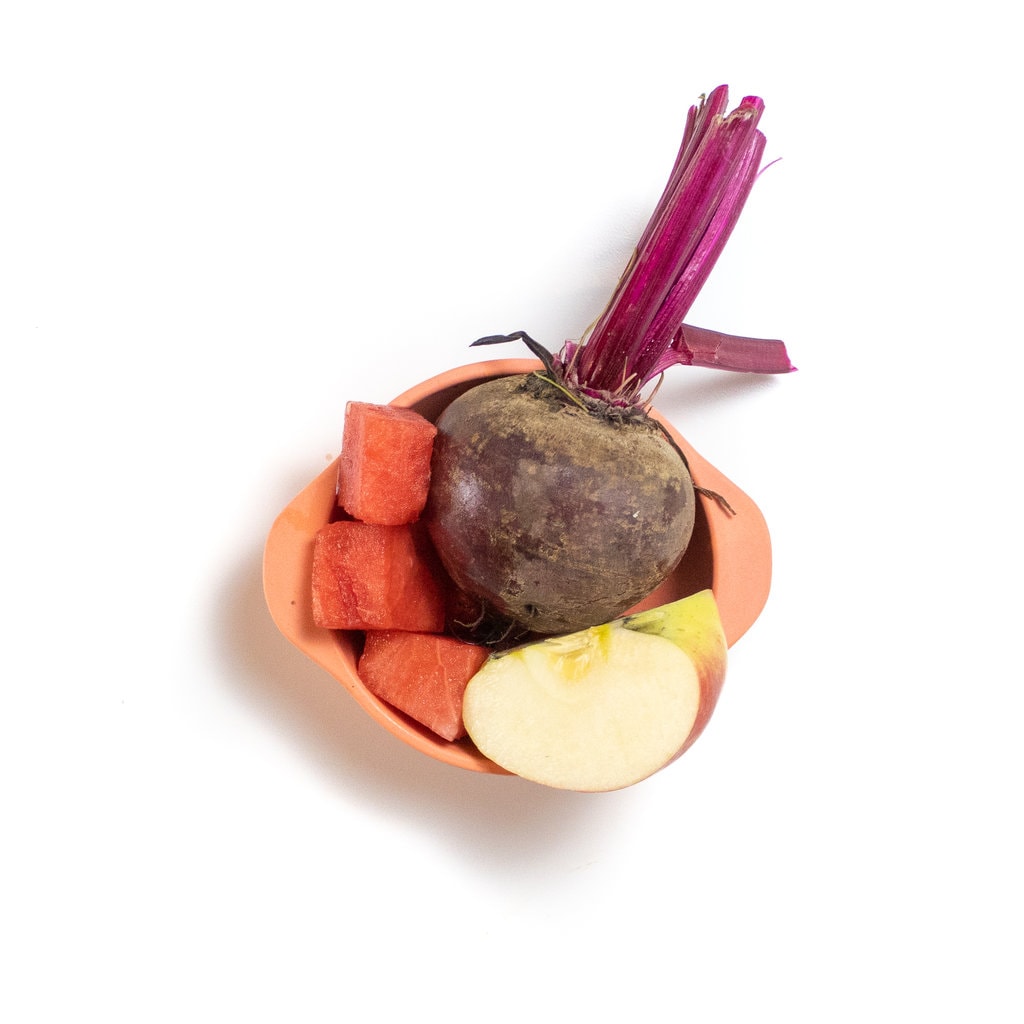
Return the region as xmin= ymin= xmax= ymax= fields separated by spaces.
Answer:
xmin=425 ymin=373 xmax=695 ymax=637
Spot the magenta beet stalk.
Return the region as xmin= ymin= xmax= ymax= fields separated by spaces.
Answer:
xmin=479 ymin=85 xmax=795 ymax=409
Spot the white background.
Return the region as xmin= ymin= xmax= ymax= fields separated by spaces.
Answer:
xmin=3 ymin=2 xmax=1021 ymax=1020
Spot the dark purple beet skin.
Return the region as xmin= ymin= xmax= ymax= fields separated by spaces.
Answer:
xmin=425 ymin=373 xmax=695 ymax=638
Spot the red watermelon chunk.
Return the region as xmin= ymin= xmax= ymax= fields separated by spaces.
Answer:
xmin=358 ymin=630 xmax=490 ymax=741
xmin=311 ymin=521 xmax=446 ymax=632
xmin=338 ymin=401 xmax=437 ymax=525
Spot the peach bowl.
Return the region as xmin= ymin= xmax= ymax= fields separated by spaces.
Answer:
xmin=263 ymin=358 xmax=772 ymax=775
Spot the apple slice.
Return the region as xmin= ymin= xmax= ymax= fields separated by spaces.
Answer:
xmin=462 ymin=590 xmax=728 ymax=791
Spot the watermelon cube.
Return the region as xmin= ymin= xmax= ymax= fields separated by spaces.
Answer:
xmin=338 ymin=401 xmax=437 ymax=525
xmin=311 ymin=521 xmax=446 ymax=632
xmin=358 ymin=630 xmax=490 ymax=741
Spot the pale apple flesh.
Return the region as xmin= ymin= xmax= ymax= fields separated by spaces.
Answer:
xmin=462 ymin=589 xmax=728 ymax=791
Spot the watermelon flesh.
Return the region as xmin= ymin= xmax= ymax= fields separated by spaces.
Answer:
xmin=338 ymin=402 xmax=437 ymax=525
xmin=311 ymin=521 xmax=446 ymax=633
xmin=312 ymin=402 xmax=492 ymax=743
xmin=358 ymin=630 xmax=490 ymax=741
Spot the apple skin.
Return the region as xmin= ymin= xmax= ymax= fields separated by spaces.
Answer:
xmin=620 ymin=588 xmax=728 ymax=761
xmin=462 ymin=589 xmax=728 ymax=791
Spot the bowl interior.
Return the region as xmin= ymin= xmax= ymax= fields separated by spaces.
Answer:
xmin=263 ymin=359 xmax=771 ymax=775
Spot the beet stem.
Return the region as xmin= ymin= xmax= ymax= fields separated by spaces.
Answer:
xmin=550 ymin=85 xmax=793 ymax=407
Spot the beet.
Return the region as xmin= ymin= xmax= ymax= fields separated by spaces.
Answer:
xmin=424 ymin=86 xmax=793 ymax=644
xmin=426 ymin=373 xmax=694 ymax=636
